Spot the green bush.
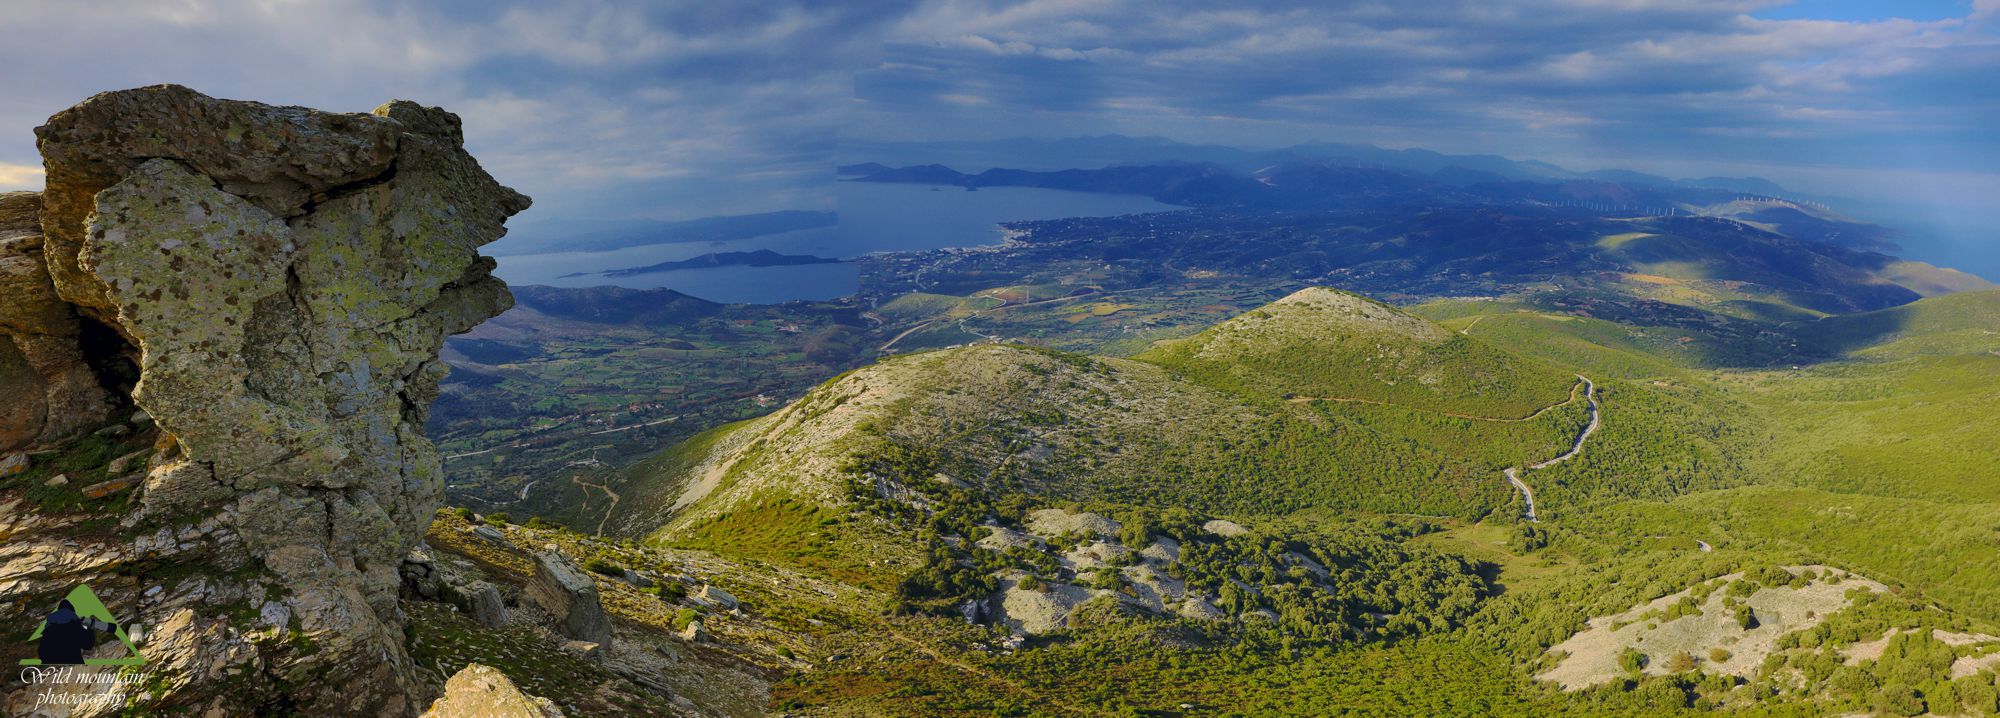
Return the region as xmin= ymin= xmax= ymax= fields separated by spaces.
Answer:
xmin=1618 ymin=648 xmax=1649 ymax=673
xmin=583 ymin=557 xmax=624 ymax=576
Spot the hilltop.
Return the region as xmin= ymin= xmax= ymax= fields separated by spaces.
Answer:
xmin=1137 ymin=287 xmax=1576 ymax=417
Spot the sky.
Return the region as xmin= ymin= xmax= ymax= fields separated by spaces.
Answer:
xmin=0 ymin=0 xmax=1996 ymax=272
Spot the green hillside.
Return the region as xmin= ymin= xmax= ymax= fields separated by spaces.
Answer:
xmin=576 ymin=280 xmax=2000 ymax=717
xmin=1138 ymin=287 xmax=1578 ymax=417
xmin=1800 ymin=288 xmax=2000 ymax=358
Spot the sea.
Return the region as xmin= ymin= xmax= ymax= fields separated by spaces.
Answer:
xmin=490 ymin=183 xmax=1181 ymax=304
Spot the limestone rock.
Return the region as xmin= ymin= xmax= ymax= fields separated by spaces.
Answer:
xmin=678 ymin=618 xmax=707 ymax=643
xmin=106 ymin=447 xmax=150 ymax=474
xmin=560 ymin=639 xmax=606 ymax=663
xmin=0 ymin=85 xmax=527 ymax=717
xmin=525 ymin=550 xmax=614 ymax=647
xmin=467 ymin=582 xmax=509 ymax=629
xmin=697 ymin=584 xmax=739 ymax=610
xmin=473 ymin=525 xmax=507 ymax=542
xmin=420 ymin=663 xmax=564 ymax=718
xmin=79 ymin=474 xmax=141 ymax=498
xmin=0 ymin=452 xmax=26 ymax=476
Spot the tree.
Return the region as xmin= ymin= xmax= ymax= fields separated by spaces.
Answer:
xmin=1735 ymin=604 xmax=1758 ymax=629
xmin=1619 ymin=647 xmax=1649 ymax=673
xmin=1873 ymin=682 xmax=1925 ymax=717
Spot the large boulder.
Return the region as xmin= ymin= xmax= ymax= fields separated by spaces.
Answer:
xmin=0 ymin=85 xmax=527 ymax=717
xmin=525 ymin=550 xmax=614 ymax=648
xmin=420 ymin=664 xmax=564 ymax=718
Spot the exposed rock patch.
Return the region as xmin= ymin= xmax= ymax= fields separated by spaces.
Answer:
xmin=1025 ymin=508 xmax=1121 ymax=539
xmin=420 ymin=663 xmax=565 ymax=718
xmin=1537 ymin=566 xmax=1885 ymax=690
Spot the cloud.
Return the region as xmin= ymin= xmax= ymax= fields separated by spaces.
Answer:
xmin=0 ymin=163 xmax=44 ymax=190
xmin=0 ymin=0 xmax=1995 ymax=236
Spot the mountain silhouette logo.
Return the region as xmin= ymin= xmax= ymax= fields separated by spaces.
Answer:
xmin=19 ymin=584 xmax=144 ymax=666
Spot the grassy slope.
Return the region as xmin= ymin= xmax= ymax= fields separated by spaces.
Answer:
xmin=1139 ymin=287 xmax=1577 ymax=417
xmin=604 ymin=281 xmax=2000 ymax=716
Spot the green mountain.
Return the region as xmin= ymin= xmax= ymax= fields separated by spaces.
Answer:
xmin=1137 ymin=287 xmax=1576 ymax=416
xmin=494 ymin=272 xmax=1997 ymax=716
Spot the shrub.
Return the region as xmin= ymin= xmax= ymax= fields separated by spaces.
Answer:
xmin=1735 ymin=605 xmax=1758 ymax=629
xmin=1709 ymin=648 xmax=1732 ymax=663
xmin=486 ymin=512 xmax=512 ymax=525
xmin=1666 ymin=651 xmax=1698 ymax=673
xmin=1619 ymin=647 xmax=1649 ymax=673
xmin=583 ymin=557 xmax=624 ymax=576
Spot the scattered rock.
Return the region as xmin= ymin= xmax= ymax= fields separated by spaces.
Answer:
xmin=697 ymin=584 xmax=739 ymax=610
xmin=560 ymin=639 xmax=605 ymax=663
xmin=92 ymin=423 xmax=131 ymax=439
xmin=525 ymin=550 xmax=614 ymax=647
xmin=621 ymin=569 xmax=652 ymax=588
xmin=80 ymin=474 xmax=141 ymax=499
xmin=421 ymin=663 xmax=564 ymax=718
xmin=106 ymin=448 xmax=151 ymax=475
xmin=678 ymin=619 xmax=707 ymax=643
xmin=467 ymin=582 xmax=508 ymax=629
xmin=0 ymin=452 xmax=26 ymax=477
xmin=472 ymin=525 xmax=507 ymax=542
xmin=43 ymin=474 xmax=67 ymax=487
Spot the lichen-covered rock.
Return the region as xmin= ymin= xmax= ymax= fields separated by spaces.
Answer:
xmin=420 ymin=663 xmax=564 ymax=718
xmin=525 ymin=550 xmax=614 ymax=648
xmin=0 ymin=85 xmax=526 ymax=717
xmin=466 ymin=581 xmax=509 ymax=629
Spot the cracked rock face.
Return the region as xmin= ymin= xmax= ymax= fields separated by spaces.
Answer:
xmin=3 ymin=85 xmax=526 ymax=716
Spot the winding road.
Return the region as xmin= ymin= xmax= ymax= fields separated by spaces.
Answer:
xmin=569 ymin=475 xmax=622 ymax=536
xmin=1506 ymin=375 xmax=1600 ymax=522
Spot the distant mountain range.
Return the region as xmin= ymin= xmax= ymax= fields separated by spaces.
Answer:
xmin=840 ymin=133 xmax=1791 ymax=195
xmin=841 ymin=157 xmax=1901 ymax=252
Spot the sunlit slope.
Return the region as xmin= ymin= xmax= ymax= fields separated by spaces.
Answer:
xmin=1799 ymin=288 xmax=2000 ymax=358
xmin=623 ymin=287 xmax=1767 ymax=578
xmin=1137 ymin=287 xmax=1577 ymax=417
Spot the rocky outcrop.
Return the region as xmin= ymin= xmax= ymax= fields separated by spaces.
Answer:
xmin=0 ymin=191 xmax=121 ymax=451
xmin=420 ymin=664 xmax=565 ymax=718
xmin=0 ymin=85 xmax=526 ymax=716
xmin=525 ymin=549 xmax=615 ymax=648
